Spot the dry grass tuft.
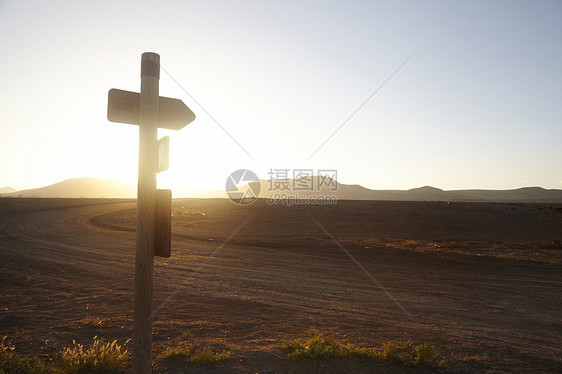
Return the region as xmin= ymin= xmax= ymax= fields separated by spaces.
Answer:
xmin=84 ymin=318 xmax=105 ymax=328
xmin=58 ymin=336 xmax=129 ymax=374
xmin=161 ymin=329 xmax=231 ymax=366
xmin=162 ymin=343 xmax=231 ymax=366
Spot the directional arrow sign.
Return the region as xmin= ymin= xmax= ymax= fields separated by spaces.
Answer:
xmin=107 ymin=88 xmax=195 ymax=130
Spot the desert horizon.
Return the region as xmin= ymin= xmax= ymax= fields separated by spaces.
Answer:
xmin=3 ymin=176 xmax=562 ymax=203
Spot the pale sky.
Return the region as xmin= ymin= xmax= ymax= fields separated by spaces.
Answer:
xmin=0 ymin=0 xmax=560 ymax=192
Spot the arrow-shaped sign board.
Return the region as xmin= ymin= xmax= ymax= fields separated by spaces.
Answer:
xmin=107 ymin=88 xmax=195 ymax=130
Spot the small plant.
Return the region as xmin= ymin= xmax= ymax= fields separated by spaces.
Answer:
xmin=0 ymin=336 xmax=14 ymax=357
xmin=0 ymin=336 xmax=46 ymax=374
xmin=85 ymin=318 xmax=104 ymax=328
xmin=189 ymin=346 xmax=231 ymax=365
xmin=162 ymin=343 xmax=230 ymax=366
xmin=59 ymin=336 xmax=129 ymax=374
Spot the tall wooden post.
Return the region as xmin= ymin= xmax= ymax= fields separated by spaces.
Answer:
xmin=133 ymin=52 xmax=160 ymax=373
xmin=108 ymin=51 xmax=195 ymax=373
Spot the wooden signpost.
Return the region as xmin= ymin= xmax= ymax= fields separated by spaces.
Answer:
xmin=107 ymin=52 xmax=195 ymax=373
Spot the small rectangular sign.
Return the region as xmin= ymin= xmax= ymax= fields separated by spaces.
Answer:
xmin=157 ymin=136 xmax=170 ymax=173
xmin=154 ymin=189 xmax=171 ymax=258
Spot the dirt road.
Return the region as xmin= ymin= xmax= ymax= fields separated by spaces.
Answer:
xmin=1 ymin=198 xmax=561 ymax=372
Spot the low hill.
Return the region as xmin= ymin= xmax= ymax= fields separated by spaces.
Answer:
xmin=2 ymin=178 xmax=136 ymax=198
xmin=2 ymin=178 xmax=226 ymax=199
xmin=0 ymin=187 xmax=16 ymax=194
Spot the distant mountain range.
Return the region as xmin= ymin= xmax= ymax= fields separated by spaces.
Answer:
xmin=1 ymin=177 xmax=562 ymax=203
xmin=246 ymin=178 xmax=562 ymax=203
xmin=0 ymin=178 xmax=223 ymax=199
xmin=0 ymin=178 xmax=136 ymax=198
xmin=323 ymin=184 xmax=562 ymax=203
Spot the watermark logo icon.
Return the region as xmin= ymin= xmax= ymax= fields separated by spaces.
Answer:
xmin=226 ymin=169 xmax=261 ymax=205
xmin=226 ymin=168 xmax=338 ymax=206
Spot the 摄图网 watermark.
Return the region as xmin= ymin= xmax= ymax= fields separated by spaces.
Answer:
xmin=225 ymin=168 xmax=338 ymax=206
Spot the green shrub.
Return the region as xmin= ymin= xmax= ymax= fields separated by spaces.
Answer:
xmin=282 ymin=328 xmax=438 ymax=366
xmin=162 ymin=343 xmax=230 ymax=366
xmin=281 ymin=328 xmax=343 ymax=359
xmin=378 ymin=340 xmax=438 ymax=366
xmin=413 ymin=342 xmax=438 ymax=364
xmin=282 ymin=328 xmax=377 ymax=360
